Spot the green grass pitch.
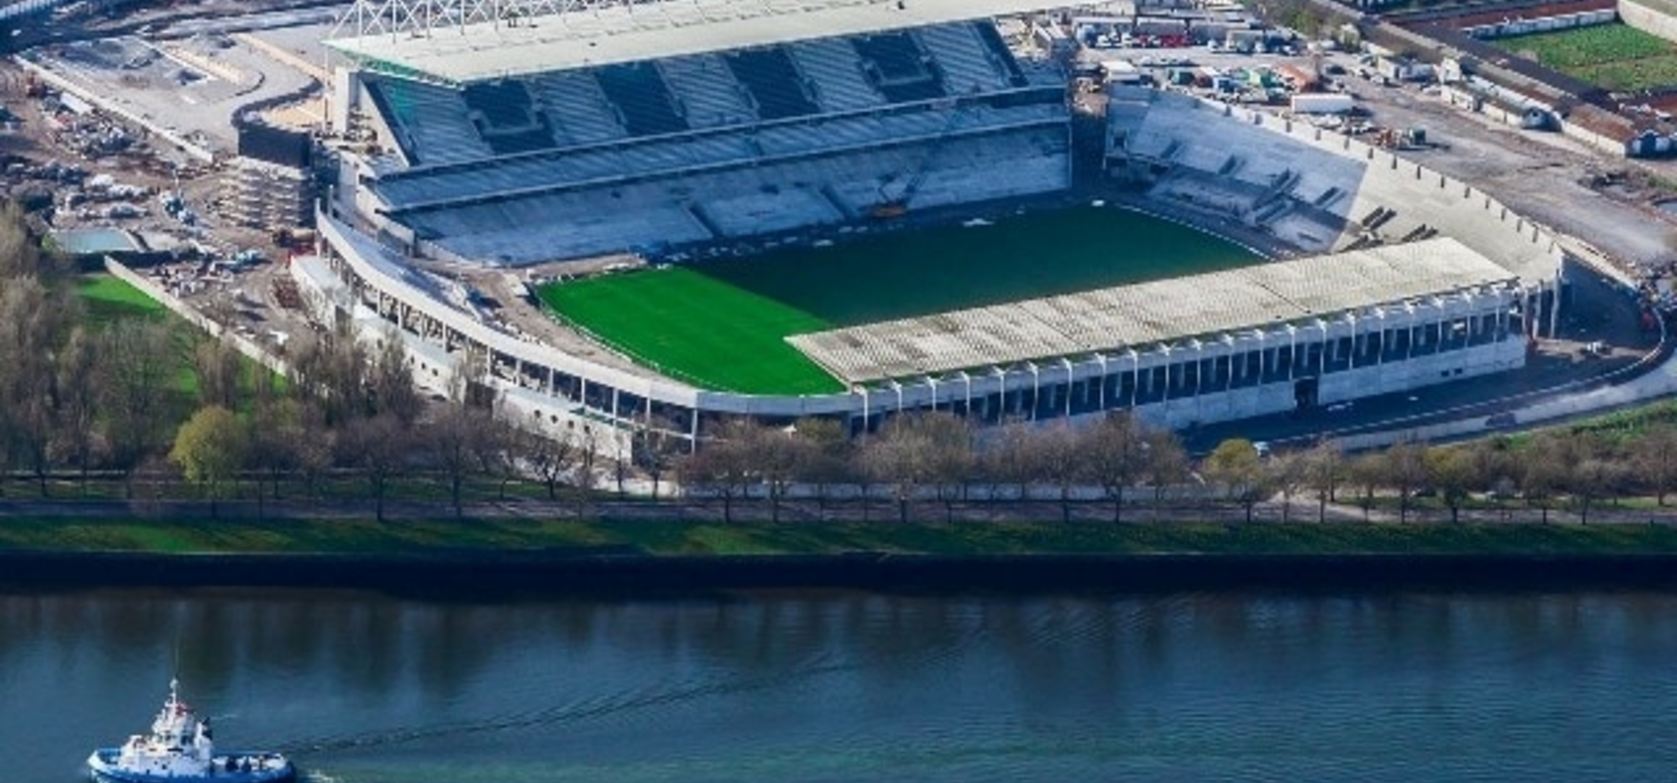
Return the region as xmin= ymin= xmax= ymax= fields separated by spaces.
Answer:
xmin=538 ymin=206 xmax=1261 ymax=395
xmin=539 ymin=267 xmax=845 ymax=395
xmin=1492 ymin=23 xmax=1677 ymax=92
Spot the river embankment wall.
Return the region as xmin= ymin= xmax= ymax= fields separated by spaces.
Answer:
xmin=6 ymin=550 xmax=1677 ymax=593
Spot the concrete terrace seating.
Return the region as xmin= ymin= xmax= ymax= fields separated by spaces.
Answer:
xmin=435 ymin=199 xmax=714 ymax=264
xmin=916 ymin=23 xmax=1007 ymax=96
xmin=973 ymin=21 xmax=1028 ymax=87
xmin=853 ymin=32 xmax=946 ymax=103
xmin=1126 ymin=99 xmax=1365 ymax=227
xmin=724 ymin=46 xmax=821 ymax=120
xmin=399 ymin=124 xmax=1068 ymax=263
xmin=530 ymin=71 xmax=628 ymax=145
xmin=658 ymin=55 xmax=757 ymax=130
xmin=789 ymin=38 xmax=885 ymax=113
xmin=1119 ymin=92 xmax=1558 ymax=279
xmin=698 ymin=175 xmax=846 ymax=236
xmin=367 ymin=78 xmax=493 ymax=166
xmin=461 ymin=80 xmax=536 ymax=129
xmin=461 ymin=80 xmax=557 ymax=156
xmin=377 ymin=101 xmax=1066 ymax=209
xmin=379 ymin=132 xmax=757 ymax=206
xmin=595 ymin=62 xmax=689 ymax=137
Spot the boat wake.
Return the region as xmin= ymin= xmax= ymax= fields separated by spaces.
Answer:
xmin=276 ymin=656 xmax=856 ymax=756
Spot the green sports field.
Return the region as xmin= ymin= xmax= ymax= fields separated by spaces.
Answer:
xmin=538 ymin=206 xmax=1261 ymax=395
xmin=1492 ymin=23 xmax=1677 ymax=92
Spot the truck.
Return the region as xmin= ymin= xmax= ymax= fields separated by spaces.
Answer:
xmin=1290 ymin=93 xmax=1354 ymax=115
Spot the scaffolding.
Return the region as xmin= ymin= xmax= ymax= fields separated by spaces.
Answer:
xmin=225 ymin=157 xmax=314 ymax=230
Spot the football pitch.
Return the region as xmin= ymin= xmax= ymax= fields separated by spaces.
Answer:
xmin=538 ymin=206 xmax=1262 ymax=395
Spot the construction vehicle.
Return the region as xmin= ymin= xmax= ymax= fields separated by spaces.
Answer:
xmin=1374 ymin=126 xmax=1430 ymax=150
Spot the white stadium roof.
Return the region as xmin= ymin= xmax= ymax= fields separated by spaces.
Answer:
xmin=327 ymin=0 xmax=1068 ymax=84
xmin=788 ymin=238 xmax=1518 ymax=385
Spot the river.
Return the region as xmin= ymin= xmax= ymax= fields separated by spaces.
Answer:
xmin=4 ymin=588 xmax=1675 ymax=782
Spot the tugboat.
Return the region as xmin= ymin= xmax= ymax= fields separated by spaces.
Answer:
xmin=87 ymin=679 xmax=295 ymax=783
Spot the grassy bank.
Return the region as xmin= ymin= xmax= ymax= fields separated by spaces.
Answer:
xmin=6 ymin=517 xmax=1677 ymax=557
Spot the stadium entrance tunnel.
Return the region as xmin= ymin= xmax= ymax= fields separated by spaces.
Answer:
xmin=1294 ymin=377 xmax=1319 ymax=412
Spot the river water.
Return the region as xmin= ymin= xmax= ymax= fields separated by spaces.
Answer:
xmin=4 ymin=588 xmax=1676 ymax=782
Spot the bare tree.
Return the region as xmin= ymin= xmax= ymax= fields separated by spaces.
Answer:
xmin=1030 ymin=423 xmax=1084 ymax=524
xmin=1632 ymin=426 xmax=1677 ymax=506
xmin=575 ymin=424 xmax=601 ymax=498
xmin=1466 ymin=436 xmax=1516 ymax=519
xmin=193 ymin=336 xmax=244 ymax=411
xmin=290 ymin=400 xmax=336 ymax=503
xmin=368 ymin=329 xmax=422 ymax=425
xmin=0 ymin=201 xmax=48 ymax=280
xmin=0 ymin=274 xmax=72 ymax=495
xmin=1347 ymin=451 xmax=1385 ymax=521
xmin=1383 ymin=440 xmax=1428 ymax=524
xmin=1144 ymin=429 xmax=1190 ymax=516
xmin=427 ymin=401 xmax=484 ymax=518
xmin=287 ymin=321 xmax=368 ymax=426
xmin=1081 ymin=411 xmax=1148 ymax=524
xmin=860 ymin=413 xmax=971 ymax=523
xmin=52 ymin=326 xmax=104 ymax=494
xmin=528 ymin=422 xmax=581 ymax=502
xmin=921 ymin=413 xmax=975 ymax=524
xmin=750 ymin=423 xmax=809 ymax=523
xmin=98 ymin=321 xmax=179 ymax=495
xmin=473 ymin=412 xmax=520 ymax=501
xmin=245 ymin=398 xmax=302 ymax=516
xmin=1266 ymin=450 xmax=1307 ymax=524
xmin=632 ymin=424 xmax=683 ymax=501
xmin=338 ymin=413 xmax=410 ymax=522
xmin=1521 ymin=431 xmax=1570 ymax=524
xmin=978 ymin=419 xmax=1033 ymax=504
xmin=1568 ymin=435 xmax=1625 ymax=525
xmin=1302 ymin=439 xmax=1342 ymax=523
xmin=678 ymin=419 xmax=756 ymax=523
xmin=789 ymin=417 xmax=851 ymax=519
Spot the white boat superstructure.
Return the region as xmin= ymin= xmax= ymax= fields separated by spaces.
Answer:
xmin=87 ymin=679 xmax=294 ymax=783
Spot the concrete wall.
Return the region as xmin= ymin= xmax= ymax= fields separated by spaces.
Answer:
xmin=1561 ymin=120 xmax=1634 ymax=156
xmin=1138 ymin=339 xmax=1526 ymax=430
xmin=1463 ymin=9 xmax=1616 ymax=38
xmin=1621 ymin=0 xmax=1677 ymax=44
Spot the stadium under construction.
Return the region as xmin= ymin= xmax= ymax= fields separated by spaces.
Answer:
xmin=299 ymin=0 xmax=1568 ymax=451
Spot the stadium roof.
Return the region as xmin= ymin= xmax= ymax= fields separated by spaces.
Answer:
xmin=788 ymin=238 xmax=1517 ymax=385
xmin=327 ymin=0 xmax=1067 ymax=84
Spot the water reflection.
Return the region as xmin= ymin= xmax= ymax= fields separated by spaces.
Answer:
xmin=4 ymin=589 xmax=1677 ymax=783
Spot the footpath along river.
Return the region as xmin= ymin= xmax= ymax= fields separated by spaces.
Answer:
xmin=3 ymin=587 xmax=1676 ymax=782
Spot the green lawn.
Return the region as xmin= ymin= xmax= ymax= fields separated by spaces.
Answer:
xmin=539 ymin=267 xmax=844 ymax=394
xmin=1492 ymin=23 xmax=1677 ymax=91
xmin=5 ymin=517 xmax=1677 ymax=556
xmin=78 ymin=273 xmax=168 ymax=322
xmin=540 ymin=206 xmax=1260 ymax=394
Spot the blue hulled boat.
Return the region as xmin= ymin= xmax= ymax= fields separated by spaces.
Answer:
xmin=87 ymin=679 xmax=294 ymax=783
